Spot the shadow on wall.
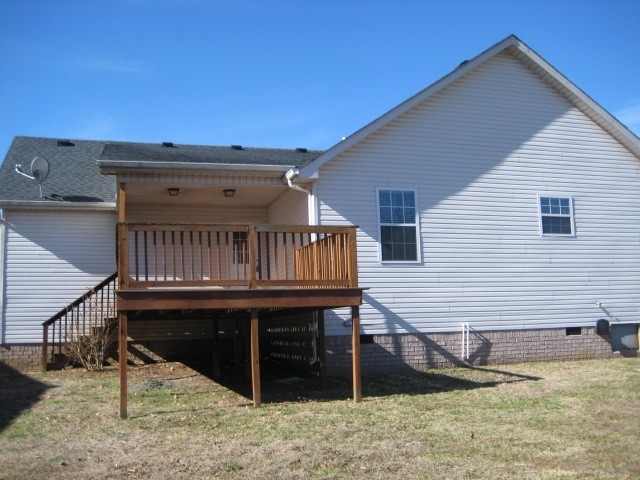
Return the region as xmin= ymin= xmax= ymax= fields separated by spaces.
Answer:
xmin=361 ymin=293 xmax=494 ymax=369
xmin=0 ymin=363 xmax=53 ymax=432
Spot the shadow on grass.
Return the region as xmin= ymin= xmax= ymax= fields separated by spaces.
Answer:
xmin=179 ymin=358 xmax=542 ymax=405
xmin=0 ymin=363 xmax=53 ymax=432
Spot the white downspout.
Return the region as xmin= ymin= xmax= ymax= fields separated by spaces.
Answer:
xmin=285 ymin=168 xmax=318 ymax=226
xmin=285 ymin=168 xmax=312 ymax=195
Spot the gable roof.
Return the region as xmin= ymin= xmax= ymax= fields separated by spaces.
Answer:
xmin=0 ymin=137 xmax=323 ymax=207
xmin=296 ymin=34 xmax=640 ymax=179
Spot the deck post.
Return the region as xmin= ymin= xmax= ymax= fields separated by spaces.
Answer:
xmin=351 ymin=305 xmax=361 ymax=402
xmin=119 ymin=311 xmax=128 ymax=419
xmin=248 ymin=225 xmax=257 ymax=289
xmin=117 ymin=182 xmax=129 ymax=419
xmin=250 ymin=308 xmax=261 ymax=407
xmin=348 ymin=227 xmax=359 ymax=288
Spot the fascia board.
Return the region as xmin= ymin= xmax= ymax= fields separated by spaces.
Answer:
xmin=0 ymin=201 xmax=117 ymax=211
xmin=98 ymin=160 xmax=293 ymax=177
xmin=510 ymin=41 xmax=640 ymax=159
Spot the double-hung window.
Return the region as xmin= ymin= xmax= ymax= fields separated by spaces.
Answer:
xmin=539 ymin=195 xmax=574 ymax=235
xmin=378 ymin=188 xmax=419 ymax=262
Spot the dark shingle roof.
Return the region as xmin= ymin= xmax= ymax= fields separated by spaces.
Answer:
xmin=0 ymin=137 xmax=324 ymax=203
xmin=100 ymin=142 xmax=322 ymax=166
xmin=0 ymin=137 xmax=116 ymax=203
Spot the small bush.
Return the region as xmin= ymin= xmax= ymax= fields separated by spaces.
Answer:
xmin=64 ymin=320 xmax=115 ymax=371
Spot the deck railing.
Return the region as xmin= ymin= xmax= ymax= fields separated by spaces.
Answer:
xmin=117 ymin=224 xmax=358 ymax=290
xmin=41 ymin=272 xmax=118 ymax=371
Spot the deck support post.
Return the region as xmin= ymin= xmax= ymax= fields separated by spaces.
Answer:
xmin=119 ymin=311 xmax=128 ymax=419
xmin=117 ymin=182 xmax=129 ymax=419
xmin=351 ymin=305 xmax=361 ymax=402
xmin=250 ymin=308 xmax=261 ymax=407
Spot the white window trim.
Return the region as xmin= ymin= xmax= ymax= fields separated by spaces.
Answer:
xmin=376 ymin=187 xmax=422 ymax=264
xmin=537 ymin=193 xmax=575 ymax=237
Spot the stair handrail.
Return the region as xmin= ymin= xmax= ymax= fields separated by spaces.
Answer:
xmin=42 ymin=272 xmax=118 ymax=371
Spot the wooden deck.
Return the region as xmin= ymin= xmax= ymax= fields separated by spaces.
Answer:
xmin=115 ymin=214 xmax=363 ymax=418
xmin=117 ymin=286 xmax=363 ymax=311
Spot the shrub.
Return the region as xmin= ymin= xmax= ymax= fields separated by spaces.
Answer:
xmin=64 ymin=320 xmax=116 ymax=371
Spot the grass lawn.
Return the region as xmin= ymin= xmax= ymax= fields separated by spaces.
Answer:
xmin=0 ymin=358 xmax=638 ymax=479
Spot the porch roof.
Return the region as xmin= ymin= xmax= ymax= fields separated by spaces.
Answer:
xmin=0 ymin=136 xmax=324 ymax=206
xmin=99 ymin=142 xmax=322 ymax=168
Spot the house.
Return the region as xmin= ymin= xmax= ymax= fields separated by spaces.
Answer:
xmin=1 ymin=35 xmax=639 ymax=395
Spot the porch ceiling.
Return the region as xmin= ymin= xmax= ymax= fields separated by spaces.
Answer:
xmin=125 ymin=183 xmax=289 ymax=208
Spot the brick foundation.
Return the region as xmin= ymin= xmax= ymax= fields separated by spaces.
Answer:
xmin=326 ymin=327 xmax=617 ymax=374
xmin=0 ymin=344 xmax=42 ymax=372
xmin=1 ymin=326 xmax=627 ymax=374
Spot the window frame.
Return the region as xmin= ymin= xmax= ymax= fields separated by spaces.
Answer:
xmin=232 ymin=231 xmax=249 ymax=264
xmin=537 ymin=194 xmax=575 ymax=237
xmin=376 ymin=187 xmax=421 ymax=264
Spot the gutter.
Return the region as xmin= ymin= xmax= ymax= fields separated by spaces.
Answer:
xmin=98 ymin=160 xmax=293 ymax=176
xmin=0 ymin=201 xmax=117 ymax=212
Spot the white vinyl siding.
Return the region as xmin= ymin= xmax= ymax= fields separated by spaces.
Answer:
xmin=2 ymin=210 xmax=117 ymax=343
xmin=126 ymin=202 xmax=268 ymax=224
xmin=126 ymin=187 xmax=308 ymax=226
xmin=316 ymin=51 xmax=640 ymax=337
xmin=268 ymin=189 xmax=309 ymax=225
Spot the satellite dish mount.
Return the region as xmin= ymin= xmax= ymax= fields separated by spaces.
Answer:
xmin=15 ymin=156 xmax=50 ymax=200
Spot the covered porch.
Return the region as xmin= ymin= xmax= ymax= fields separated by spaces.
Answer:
xmin=114 ymin=181 xmax=363 ymax=418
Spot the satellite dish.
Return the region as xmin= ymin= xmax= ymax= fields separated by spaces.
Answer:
xmin=31 ymin=156 xmax=50 ymax=183
xmin=15 ymin=155 xmax=51 ymax=199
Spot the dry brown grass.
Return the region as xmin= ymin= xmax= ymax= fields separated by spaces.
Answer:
xmin=0 ymin=358 xmax=638 ymax=479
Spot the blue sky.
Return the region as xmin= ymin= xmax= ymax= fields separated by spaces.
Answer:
xmin=1 ymin=0 xmax=639 ymax=160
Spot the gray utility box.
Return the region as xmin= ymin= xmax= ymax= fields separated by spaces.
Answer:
xmin=610 ymin=324 xmax=639 ymax=352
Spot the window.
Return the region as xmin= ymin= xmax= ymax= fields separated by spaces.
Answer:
xmin=566 ymin=327 xmax=582 ymax=336
xmin=232 ymin=232 xmax=249 ymax=264
xmin=378 ymin=189 xmax=419 ymax=262
xmin=539 ymin=196 xmax=573 ymax=235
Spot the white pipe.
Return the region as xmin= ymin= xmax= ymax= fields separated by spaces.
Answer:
xmin=461 ymin=322 xmax=470 ymax=360
xmin=466 ymin=323 xmax=470 ymax=359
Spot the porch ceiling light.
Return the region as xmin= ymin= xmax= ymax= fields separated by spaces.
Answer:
xmin=168 ymin=188 xmax=180 ymax=196
xmin=223 ymin=189 xmax=235 ymax=198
